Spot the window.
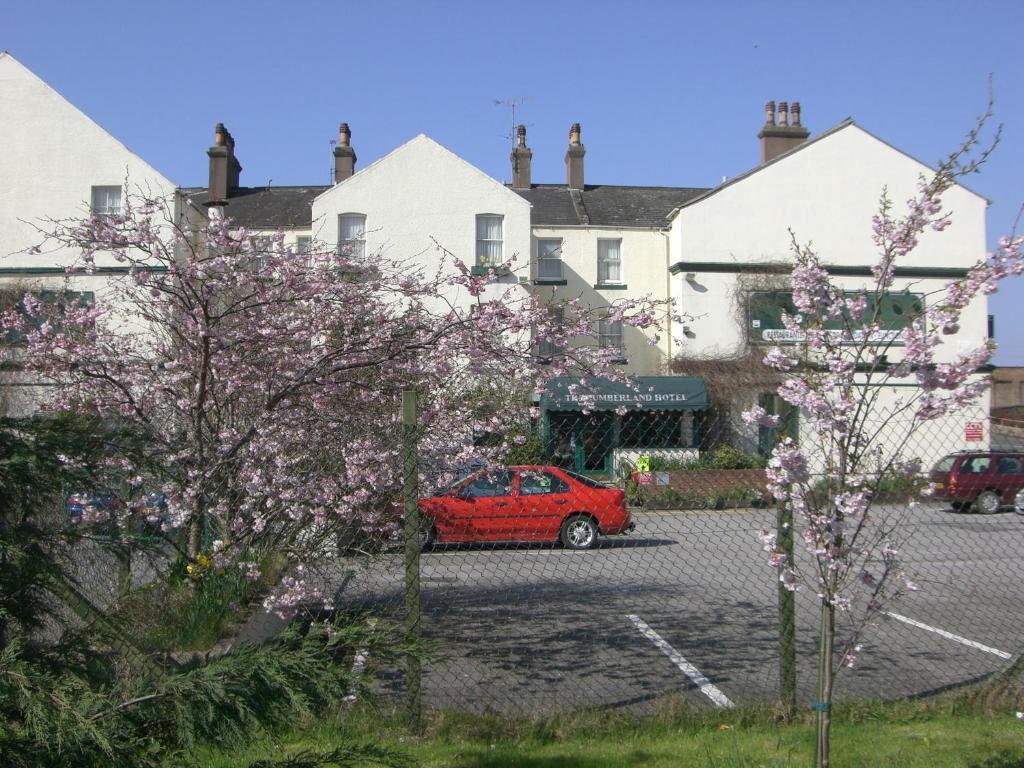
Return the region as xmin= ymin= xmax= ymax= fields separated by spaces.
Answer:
xmin=961 ymin=456 xmax=990 ymax=474
xmin=598 ymin=318 xmax=624 ymax=353
xmin=536 ymin=306 xmax=564 ymax=360
xmin=91 ymin=186 xmax=122 ymax=219
xmin=537 ymin=238 xmax=563 ymax=280
xmin=597 ymin=239 xmax=622 ymax=284
xmin=620 ymin=412 xmax=689 ymax=449
xmin=3 ymin=290 xmax=94 ymax=345
xmin=250 ymin=235 xmax=273 ymax=272
xmin=296 ymin=235 xmax=311 ymax=253
xmin=519 ymin=470 xmax=570 ymax=495
xmin=476 ymin=214 xmax=503 ymax=267
xmin=460 ymin=470 xmax=514 ymax=498
xmin=338 ymin=214 xmax=366 ymax=259
xmin=997 ymin=456 xmax=1023 ymax=474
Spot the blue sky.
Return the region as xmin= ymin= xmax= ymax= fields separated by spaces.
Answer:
xmin=6 ymin=0 xmax=1024 ymax=362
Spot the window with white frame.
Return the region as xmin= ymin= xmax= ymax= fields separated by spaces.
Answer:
xmin=91 ymin=186 xmax=122 ymax=219
xmin=338 ymin=214 xmax=366 ymax=259
xmin=598 ymin=318 xmax=624 ymax=355
xmin=476 ymin=214 xmax=504 ymax=267
xmin=250 ymin=235 xmax=273 ymax=272
xmin=537 ymin=238 xmax=563 ymax=280
xmin=295 ymin=235 xmax=313 ymax=267
xmin=536 ymin=306 xmax=564 ymax=360
xmin=597 ymin=239 xmax=622 ymax=284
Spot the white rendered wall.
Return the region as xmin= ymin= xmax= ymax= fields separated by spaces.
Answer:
xmin=312 ymin=135 xmax=532 ymax=310
xmin=531 ymin=226 xmax=672 ymax=375
xmin=669 ymin=123 xmax=990 ymax=366
xmin=0 ymin=53 xmax=179 ymax=269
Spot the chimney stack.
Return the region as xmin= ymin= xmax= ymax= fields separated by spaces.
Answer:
xmin=757 ymin=101 xmax=809 ymax=163
xmin=510 ymin=124 xmax=532 ymax=189
xmin=207 ymin=123 xmax=242 ymax=206
xmin=333 ymin=122 xmax=357 ymax=183
xmin=565 ymin=122 xmax=585 ymax=189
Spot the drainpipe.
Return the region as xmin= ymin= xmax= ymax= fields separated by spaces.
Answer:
xmin=661 ymin=229 xmax=673 ymax=366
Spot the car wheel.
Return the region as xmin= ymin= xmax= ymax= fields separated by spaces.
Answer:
xmin=560 ymin=514 xmax=598 ymax=550
xmin=1014 ymin=489 xmax=1024 ymax=516
xmin=973 ymin=490 xmax=1002 ymax=514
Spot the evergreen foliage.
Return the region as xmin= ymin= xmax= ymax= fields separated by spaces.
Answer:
xmin=0 ymin=414 xmax=406 ymax=767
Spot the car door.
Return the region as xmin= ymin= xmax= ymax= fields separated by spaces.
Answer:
xmin=517 ymin=469 xmax=572 ymax=541
xmin=994 ymin=455 xmax=1024 ymax=504
xmin=460 ymin=470 xmax=516 ymax=541
xmin=956 ymin=454 xmax=991 ymax=500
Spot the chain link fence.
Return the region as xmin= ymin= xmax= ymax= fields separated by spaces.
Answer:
xmin=44 ymin=395 xmax=1024 ymax=718
xmin=318 ymin=397 xmax=1024 ymax=717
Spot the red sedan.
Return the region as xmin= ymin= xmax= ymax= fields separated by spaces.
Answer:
xmin=418 ymin=465 xmax=633 ymax=550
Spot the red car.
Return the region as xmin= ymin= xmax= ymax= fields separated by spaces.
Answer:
xmin=929 ymin=451 xmax=1024 ymax=513
xmin=418 ymin=465 xmax=633 ymax=550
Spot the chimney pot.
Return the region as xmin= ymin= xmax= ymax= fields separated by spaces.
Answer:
xmin=510 ymin=124 xmax=532 ymax=188
xmin=207 ymin=122 xmax=241 ymax=206
xmin=565 ymin=122 xmax=585 ymax=189
xmin=333 ymin=121 xmax=357 ymax=183
xmin=757 ymin=100 xmax=810 ymax=163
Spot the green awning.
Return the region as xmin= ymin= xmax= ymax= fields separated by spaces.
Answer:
xmin=540 ymin=376 xmax=708 ymax=412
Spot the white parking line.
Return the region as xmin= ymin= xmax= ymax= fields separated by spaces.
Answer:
xmin=882 ymin=611 xmax=1012 ymax=660
xmin=626 ymin=614 xmax=735 ymax=708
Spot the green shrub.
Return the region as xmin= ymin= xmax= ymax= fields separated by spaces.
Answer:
xmin=113 ymin=550 xmax=283 ymax=652
xmin=501 ymin=431 xmax=545 ymax=465
xmin=646 ymin=455 xmax=701 ymax=471
xmin=704 ymin=445 xmax=766 ymax=470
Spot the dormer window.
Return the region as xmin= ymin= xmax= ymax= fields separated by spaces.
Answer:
xmin=91 ymin=186 xmax=122 ymax=219
xmin=476 ymin=214 xmax=504 ymax=267
xmin=338 ymin=213 xmax=366 ymax=259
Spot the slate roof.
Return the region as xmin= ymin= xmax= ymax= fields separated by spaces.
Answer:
xmin=181 ymin=186 xmax=327 ymax=229
xmin=180 ymin=182 xmax=710 ymax=230
xmin=512 ymin=184 xmax=710 ymax=228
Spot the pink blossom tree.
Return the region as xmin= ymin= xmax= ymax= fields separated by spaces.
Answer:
xmin=744 ymin=108 xmax=1021 ymax=766
xmin=1 ymin=196 xmax=668 ymax=578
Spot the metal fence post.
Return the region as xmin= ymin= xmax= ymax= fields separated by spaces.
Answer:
xmin=777 ymin=500 xmax=797 ymax=714
xmin=402 ymin=389 xmax=422 ymax=731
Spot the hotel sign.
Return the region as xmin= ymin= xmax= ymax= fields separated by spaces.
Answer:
xmin=748 ymin=291 xmax=923 ymax=346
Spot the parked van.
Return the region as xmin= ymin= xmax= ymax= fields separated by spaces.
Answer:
xmin=929 ymin=451 xmax=1024 ymax=513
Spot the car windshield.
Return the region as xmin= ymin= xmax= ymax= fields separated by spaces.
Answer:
xmin=932 ymin=455 xmax=957 ymax=473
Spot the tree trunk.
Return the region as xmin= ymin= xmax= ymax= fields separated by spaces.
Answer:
xmin=187 ymin=512 xmax=202 ymax=558
xmin=777 ymin=501 xmax=797 ymax=716
xmin=815 ymin=599 xmax=835 ymax=768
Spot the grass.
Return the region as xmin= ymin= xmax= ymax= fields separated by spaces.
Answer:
xmin=185 ymin=685 xmax=1024 ymax=767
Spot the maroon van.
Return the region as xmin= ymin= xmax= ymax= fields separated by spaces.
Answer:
xmin=929 ymin=451 xmax=1024 ymax=513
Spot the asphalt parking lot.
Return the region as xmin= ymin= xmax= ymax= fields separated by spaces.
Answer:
xmin=330 ymin=502 xmax=1024 ymax=714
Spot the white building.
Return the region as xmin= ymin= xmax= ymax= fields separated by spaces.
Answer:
xmin=178 ymin=103 xmax=993 ymax=471
xmin=0 ymin=52 xmax=187 ymax=414
xmin=2 ymin=54 xmax=993 ymax=468
xmin=668 ymin=101 xmax=992 ymax=462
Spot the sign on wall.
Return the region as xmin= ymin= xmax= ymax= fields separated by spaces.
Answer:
xmin=965 ymin=421 xmax=983 ymax=442
xmin=747 ymin=290 xmax=923 ymax=345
